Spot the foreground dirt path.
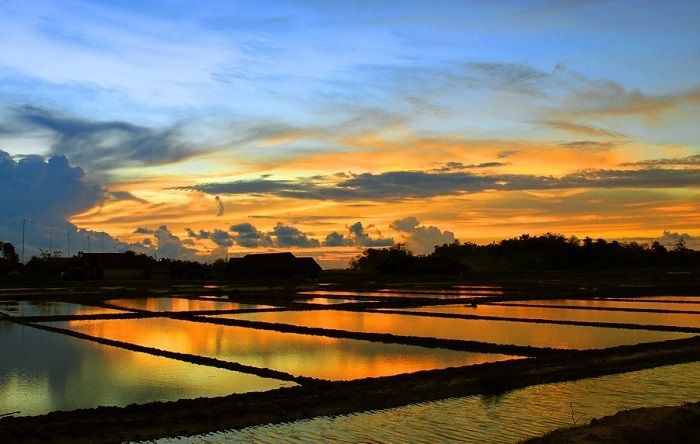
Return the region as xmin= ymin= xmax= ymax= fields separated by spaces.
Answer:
xmin=1 ymin=336 xmax=699 ymax=443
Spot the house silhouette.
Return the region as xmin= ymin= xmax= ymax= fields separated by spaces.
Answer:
xmin=227 ymin=252 xmax=322 ymax=277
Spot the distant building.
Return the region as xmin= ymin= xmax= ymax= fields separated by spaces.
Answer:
xmin=227 ymin=252 xmax=322 ymax=277
xmin=79 ymin=252 xmax=157 ymax=280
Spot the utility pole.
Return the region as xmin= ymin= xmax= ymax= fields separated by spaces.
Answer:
xmin=21 ymin=219 xmax=25 ymax=263
xmin=49 ymin=228 xmax=53 ymax=256
xmin=67 ymin=232 xmax=70 ymax=258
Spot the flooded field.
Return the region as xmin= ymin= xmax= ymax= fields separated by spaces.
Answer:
xmin=0 ymin=300 xmax=128 ymax=317
xmin=211 ymin=309 xmax=694 ymax=349
xmin=299 ymin=286 xmax=505 ymax=299
xmin=0 ymin=320 xmax=295 ymax=416
xmin=1 ymin=277 xmax=699 ymax=442
xmin=498 ymin=298 xmax=700 ymax=312
xmin=392 ymin=303 xmax=700 ymax=328
xmin=165 ymin=361 xmax=700 ymax=444
xmin=105 ymin=297 xmax=275 ymax=312
xmin=47 ymin=317 xmax=517 ymax=380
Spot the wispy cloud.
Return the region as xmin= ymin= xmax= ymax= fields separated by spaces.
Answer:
xmin=543 ymin=121 xmax=625 ymax=139
xmin=5 ymin=106 xmax=203 ymax=175
xmin=620 ymin=154 xmax=700 ymax=167
xmin=176 ymin=166 xmax=699 ymax=202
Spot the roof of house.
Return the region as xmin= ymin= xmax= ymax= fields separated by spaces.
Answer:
xmin=228 ymin=252 xmax=322 ymax=275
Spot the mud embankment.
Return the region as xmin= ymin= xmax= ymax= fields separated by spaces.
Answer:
xmin=524 ymin=401 xmax=700 ymax=443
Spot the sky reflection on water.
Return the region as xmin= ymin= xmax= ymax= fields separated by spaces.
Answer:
xmin=48 ymin=318 xmax=517 ymax=380
xmin=214 ymin=310 xmax=693 ymax=349
xmin=397 ymin=303 xmax=700 ymax=328
xmin=105 ymin=297 xmax=274 ymax=312
xmin=153 ymin=361 xmax=700 ymax=444
xmin=0 ymin=300 xmax=126 ymax=317
xmin=0 ymin=321 xmax=296 ymax=416
xmin=498 ymin=298 xmax=700 ymax=312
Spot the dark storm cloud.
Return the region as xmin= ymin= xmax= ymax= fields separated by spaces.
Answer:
xmin=177 ymin=167 xmax=699 ymax=202
xmin=0 ymin=149 xmax=151 ymax=259
xmin=7 ymin=105 xmax=200 ymax=174
xmin=0 ymin=149 xmax=105 ymax=223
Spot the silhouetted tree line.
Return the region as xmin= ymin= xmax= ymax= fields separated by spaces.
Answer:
xmin=0 ymin=243 xmax=229 ymax=280
xmin=0 ymin=242 xmax=20 ymax=276
xmin=351 ymin=233 xmax=699 ymax=273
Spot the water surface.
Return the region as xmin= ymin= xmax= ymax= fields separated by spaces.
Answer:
xmin=299 ymin=287 xmax=503 ymax=299
xmin=395 ymin=303 xmax=700 ymax=328
xmin=213 ymin=310 xmax=693 ymax=349
xmin=0 ymin=320 xmax=296 ymax=417
xmin=498 ymin=298 xmax=700 ymax=312
xmin=47 ymin=318 xmax=518 ymax=380
xmin=0 ymin=300 xmax=126 ymax=317
xmin=153 ymin=361 xmax=700 ymax=444
xmin=105 ymin=297 xmax=274 ymax=312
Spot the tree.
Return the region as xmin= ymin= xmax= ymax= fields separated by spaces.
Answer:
xmin=1 ymin=242 xmax=20 ymax=264
xmin=673 ymin=236 xmax=688 ymax=252
xmin=0 ymin=241 xmax=20 ymax=275
xmin=350 ymin=244 xmax=412 ymax=272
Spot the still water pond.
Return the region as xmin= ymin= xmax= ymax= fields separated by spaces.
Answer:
xmin=300 ymin=286 xmax=504 ymax=299
xmin=105 ymin=297 xmax=275 ymax=312
xmin=48 ymin=318 xmax=517 ymax=380
xmin=152 ymin=361 xmax=700 ymax=444
xmin=498 ymin=298 xmax=700 ymax=312
xmin=212 ymin=310 xmax=693 ymax=349
xmin=0 ymin=300 xmax=126 ymax=317
xmin=394 ymin=303 xmax=700 ymax=328
xmin=0 ymin=321 xmax=296 ymax=416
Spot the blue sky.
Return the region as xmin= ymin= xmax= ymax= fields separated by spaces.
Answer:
xmin=1 ymin=0 xmax=698 ymax=266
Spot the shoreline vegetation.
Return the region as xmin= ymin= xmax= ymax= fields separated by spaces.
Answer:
xmin=1 ymin=268 xmax=699 ymax=443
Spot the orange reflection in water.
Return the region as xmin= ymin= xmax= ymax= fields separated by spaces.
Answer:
xmin=106 ymin=297 xmax=272 ymax=312
xmin=2 ymin=321 xmax=294 ymax=417
xmin=60 ymin=318 xmax=515 ymax=380
xmin=405 ymin=304 xmax=700 ymax=329
xmin=221 ymin=310 xmax=693 ymax=350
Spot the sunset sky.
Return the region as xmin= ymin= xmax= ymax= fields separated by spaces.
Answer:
xmin=1 ymin=0 xmax=698 ymax=267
